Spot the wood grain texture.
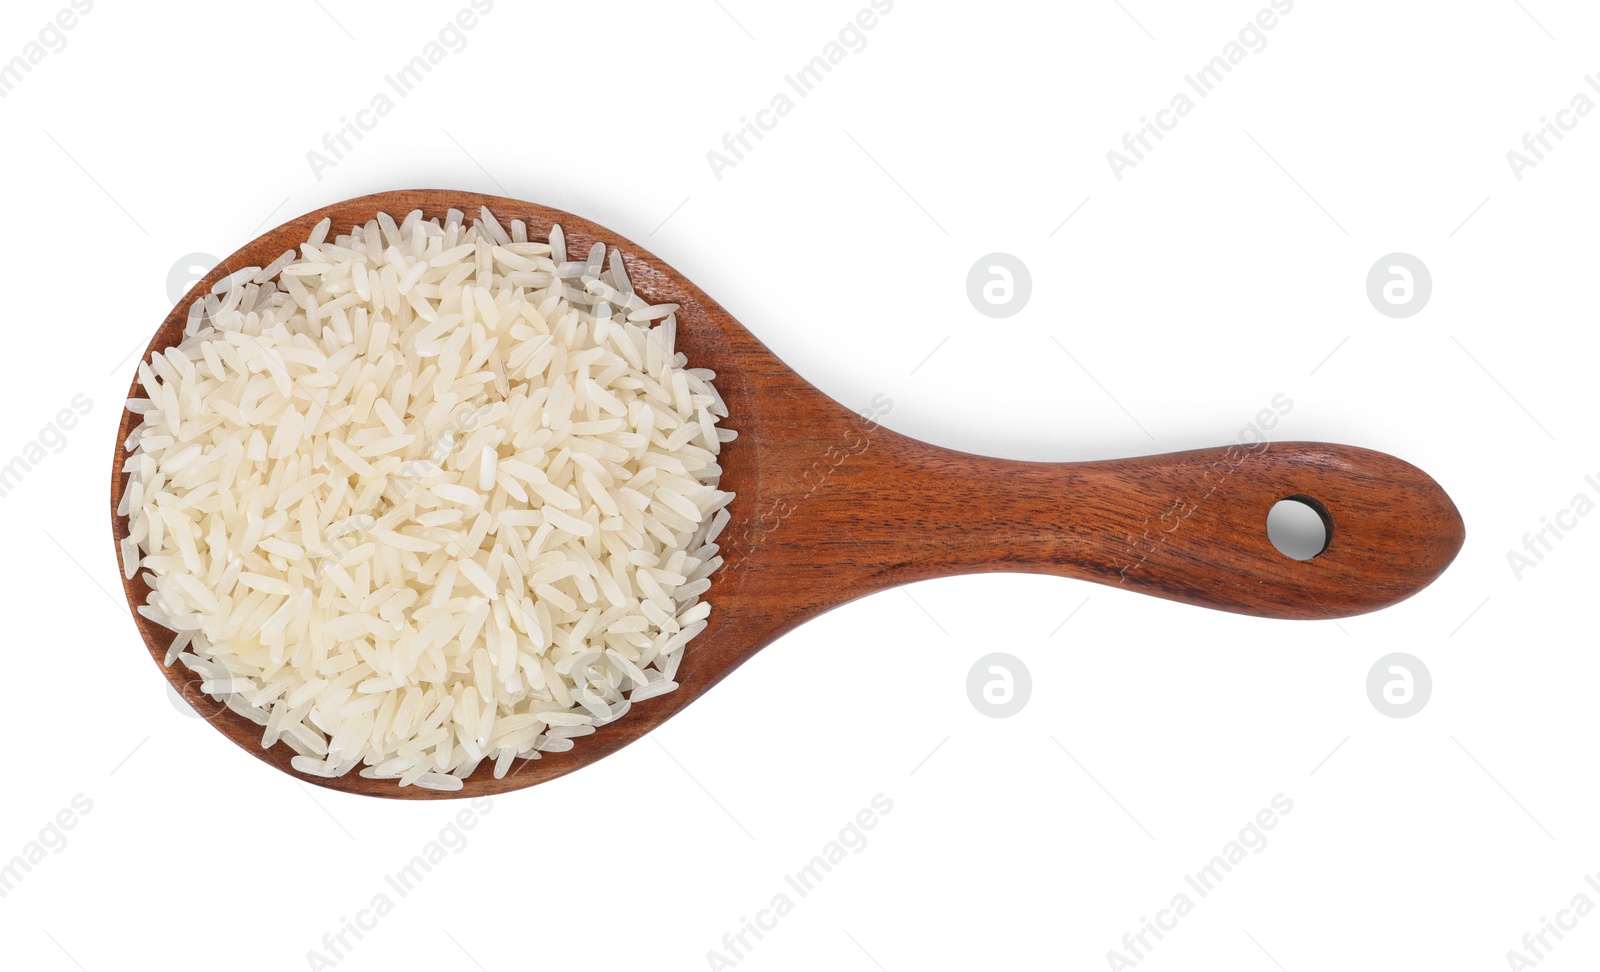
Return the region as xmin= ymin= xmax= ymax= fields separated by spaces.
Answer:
xmin=111 ymin=189 xmax=1465 ymax=799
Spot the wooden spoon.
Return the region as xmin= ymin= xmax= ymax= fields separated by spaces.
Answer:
xmin=111 ymin=189 xmax=1465 ymax=799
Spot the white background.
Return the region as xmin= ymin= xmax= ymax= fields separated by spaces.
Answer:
xmin=0 ymin=1 xmax=1596 ymax=969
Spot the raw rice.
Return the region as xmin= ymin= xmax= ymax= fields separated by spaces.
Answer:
xmin=119 ymin=208 xmax=735 ymax=787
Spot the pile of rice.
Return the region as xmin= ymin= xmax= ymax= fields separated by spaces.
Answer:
xmin=118 ymin=207 xmax=735 ymax=790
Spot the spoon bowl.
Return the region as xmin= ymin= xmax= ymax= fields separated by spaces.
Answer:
xmin=112 ymin=189 xmax=1465 ymax=799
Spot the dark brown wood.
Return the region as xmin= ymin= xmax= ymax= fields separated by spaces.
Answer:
xmin=110 ymin=189 xmax=1466 ymax=799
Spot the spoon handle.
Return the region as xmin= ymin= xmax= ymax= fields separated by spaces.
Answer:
xmin=757 ymin=434 xmax=1464 ymax=622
